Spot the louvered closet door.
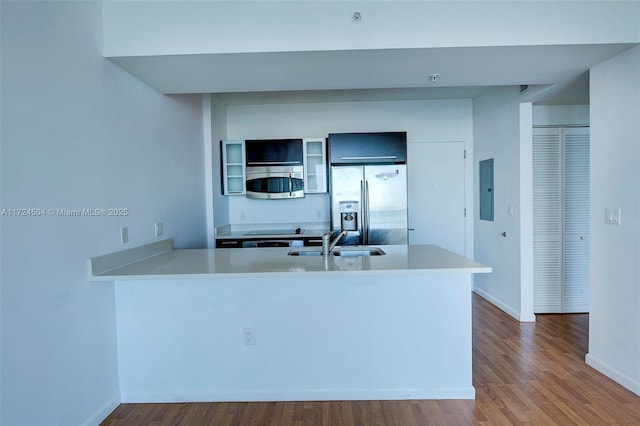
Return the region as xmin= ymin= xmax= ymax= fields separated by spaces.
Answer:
xmin=533 ymin=127 xmax=590 ymax=314
xmin=563 ymin=127 xmax=590 ymax=313
xmin=533 ymin=128 xmax=563 ymax=313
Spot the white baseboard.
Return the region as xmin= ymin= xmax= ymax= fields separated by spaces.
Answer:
xmin=473 ymin=288 xmax=523 ymax=321
xmin=585 ymin=353 xmax=640 ymax=397
xmin=519 ymin=311 xmax=536 ymax=322
xmin=121 ymin=386 xmax=476 ymax=403
xmin=82 ymin=394 xmax=121 ymax=426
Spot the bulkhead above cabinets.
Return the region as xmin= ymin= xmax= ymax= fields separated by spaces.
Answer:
xmin=220 ymin=138 xmax=328 ymax=197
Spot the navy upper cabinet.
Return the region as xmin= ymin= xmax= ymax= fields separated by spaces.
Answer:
xmin=245 ymin=139 xmax=303 ymax=166
xmin=328 ymin=132 xmax=407 ymax=165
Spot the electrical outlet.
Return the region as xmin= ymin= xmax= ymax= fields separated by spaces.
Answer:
xmin=605 ymin=208 xmax=621 ymax=225
xmin=315 ymin=209 xmax=322 ymax=219
xmin=244 ymin=328 xmax=256 ymax=345
xmin=120 ymin=226 xmax=129 ymax=244
xmin=155 ymin=222 xmax=164 ymax=237
xmin=240 ymin=211 xmax=246 ymax=221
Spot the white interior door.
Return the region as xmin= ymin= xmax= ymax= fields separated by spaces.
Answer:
xmin=533 ymin=128 xmax=563 ymax=313
xmin=407 ymin=141 xmax=466 ymax=255
xmin=563 ymin=127 xmax=590 ymax=313
xmin=533 ymin=127 xmax=590 ymax=314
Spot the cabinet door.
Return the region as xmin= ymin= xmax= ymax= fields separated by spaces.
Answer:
xmin=303 ymin=138 xmax=327 ymax=193
xmin=222 ymin=140 xmax=245 ymax=195
xmin=328 ymin=132 xmax=407 ymax=164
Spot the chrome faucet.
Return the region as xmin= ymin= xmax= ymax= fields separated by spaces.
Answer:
xmin=322 ymin=230 xmax=348 ymax=255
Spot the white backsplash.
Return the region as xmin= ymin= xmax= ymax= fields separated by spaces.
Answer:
xmin=228 ymin=193 xmax=330 ymax=225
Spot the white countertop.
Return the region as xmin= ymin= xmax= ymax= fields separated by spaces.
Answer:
xmin=90 ymin=244 xmax=491 ymax=281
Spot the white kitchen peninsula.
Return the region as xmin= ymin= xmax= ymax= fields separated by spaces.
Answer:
xmin=90 ymin=241 xmax=490 ymax=403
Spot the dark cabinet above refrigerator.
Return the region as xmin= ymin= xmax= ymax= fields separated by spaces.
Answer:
xmin=328 ymin=132 xmax=407 ymax=165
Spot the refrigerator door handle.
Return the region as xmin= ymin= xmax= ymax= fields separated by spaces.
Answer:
xmin=360 ymin=180 xmax=366 ymax=244
xmin=364 ymin=180 xmax=371 ymax=245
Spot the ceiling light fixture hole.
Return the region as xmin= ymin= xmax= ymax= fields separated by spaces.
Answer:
xmin=352 ymin=12 xmax=362 ymax=22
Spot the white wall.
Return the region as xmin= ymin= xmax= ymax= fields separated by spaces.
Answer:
xmin=473 ymin=86 xmax=526 ymax=320
xmin=0 ymin=2 xmax=206 ymax=425
xmin=519 ymin=102 xmax=535 ymax=323
xmin=533 ymin=105 xmax=590 ymax=126
xmin=224 ymin=99 xmax=474 ymax=254
xmin=103 ymin=1 xmax=640 ymax=56
xmin=205 ymin=94 xmax=230 ymax=247
xmin=586 ymin=45 xmax=640 ymax=396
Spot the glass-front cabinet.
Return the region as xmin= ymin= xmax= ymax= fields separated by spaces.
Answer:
xmin=303 ymin=138 xmax=327 ymax=193
xmin=222 ymin=138 xmax=327 ymax=195
xmin=222 ymin=140 xmax=245 ymax=195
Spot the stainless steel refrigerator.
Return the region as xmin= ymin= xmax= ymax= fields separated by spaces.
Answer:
xmin=330 ymin=164 xmax=408 ymax=245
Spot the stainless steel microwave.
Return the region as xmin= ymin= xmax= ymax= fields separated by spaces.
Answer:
xmin=245 ymin=139 xmax=305 ymax=199
xmin=245 ymin=165 xmax=304 ymax=199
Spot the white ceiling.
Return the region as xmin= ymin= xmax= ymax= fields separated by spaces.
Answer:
xmin=109 ymin=43 xmax=637 ymax=105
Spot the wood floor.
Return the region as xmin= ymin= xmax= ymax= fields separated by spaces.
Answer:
xmin=101 ymin=293 xmax=640 ymax=425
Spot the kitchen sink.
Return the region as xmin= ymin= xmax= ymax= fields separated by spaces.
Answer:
xmin=287 ymin=247 xmax=386 ymax=257
xmin=332 ymin=247 xmax=386 ymax=256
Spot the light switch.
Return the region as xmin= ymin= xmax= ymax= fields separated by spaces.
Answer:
xmin=605 ymin=208 xmax=621 ymax=225
xmin=120 ymin=226 xmax=129 ymax=243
